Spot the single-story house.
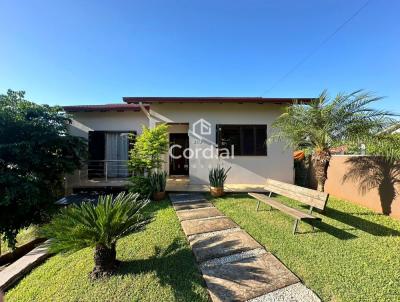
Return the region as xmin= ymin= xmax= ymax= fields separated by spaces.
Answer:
xmin=64 ymin=97 xmax=312 ymax=192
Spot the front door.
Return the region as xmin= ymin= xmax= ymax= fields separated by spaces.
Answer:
xmin=169 ymin=133 xmax=189 ymax=175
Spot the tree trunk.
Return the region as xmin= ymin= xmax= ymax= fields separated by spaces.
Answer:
xmin=312 ymin=150 xmax=331 ymax=192
xmin=90 ymin=243 xmax=117 ymax=279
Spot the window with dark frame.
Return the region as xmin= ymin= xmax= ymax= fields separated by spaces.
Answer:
xmin=216 ymin=125 xmax=267 ymax=156
xmin=88 ymin=131 xmax=136 ymax=178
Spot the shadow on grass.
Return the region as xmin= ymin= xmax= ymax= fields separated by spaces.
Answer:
xmin=117 ymin=239 xmax=206 ymax=301
xmin=230 ymin=192 xmax=400 ymax=237
xmin=323 ymin=207 xmax=400 ymax=237
xmin=303 ymin=221 xmax=358 ymax=240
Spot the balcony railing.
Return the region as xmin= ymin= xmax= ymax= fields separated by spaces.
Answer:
xmin=80 ymin=160 xmax=130 ymax=181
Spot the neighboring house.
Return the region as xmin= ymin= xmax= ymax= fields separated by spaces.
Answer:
xmin=64 ymin=97 xmax=312 ymax=192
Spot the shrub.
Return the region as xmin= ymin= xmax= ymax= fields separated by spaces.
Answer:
xmin=128 ymin=175 xmax=152 ymax=198
xmin=128 ymin=124 xmax=169 ymax=174
xmin=209 ymin=165 xmax=231 ymax=187
xmin=41 ymin=192 xmax=150 ymax=279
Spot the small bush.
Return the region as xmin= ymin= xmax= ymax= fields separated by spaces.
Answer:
xmin=128 ymin=175 xmax=152 ymax=198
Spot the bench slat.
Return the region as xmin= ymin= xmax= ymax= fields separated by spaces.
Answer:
xmin=248 ymin=193 xmax=319 ymax=220
xmin=265 ymin=179 xmax=329 ymax=210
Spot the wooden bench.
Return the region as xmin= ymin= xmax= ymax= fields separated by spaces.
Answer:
xmin=248 ymin=179 xmax=329 ymax=234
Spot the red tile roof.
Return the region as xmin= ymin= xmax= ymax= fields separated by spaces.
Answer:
xmin=64 ymin=104 xmax=147 ymax=112
xmin=122 ymin=96 xmax=314 ymax=104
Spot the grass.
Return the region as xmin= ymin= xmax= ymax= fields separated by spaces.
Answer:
xmin=5 ymin=200 xmax=209 ymax=302
xmin=211 ymin=193 xmax=400 ymax=302
xmin=1 ymin=225 xmax=39 ymax=254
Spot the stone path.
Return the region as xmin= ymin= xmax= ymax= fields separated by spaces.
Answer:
xmin=170 ymin=193 xmax=321 ymax=302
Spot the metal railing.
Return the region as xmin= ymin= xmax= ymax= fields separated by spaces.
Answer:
xmin=81 ymin=160 xmax=130 ymax=181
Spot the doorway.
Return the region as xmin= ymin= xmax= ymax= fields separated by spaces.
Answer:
xmin=169 ymin=133 xmax=189 ymax=175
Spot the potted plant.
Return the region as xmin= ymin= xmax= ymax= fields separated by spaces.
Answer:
xmin=209 ymin=165 xmax=231 ymax=197
xmin=149 ymin=171 xmax=167 ymax=201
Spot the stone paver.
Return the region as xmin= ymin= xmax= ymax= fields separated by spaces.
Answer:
xmin=181 ymin=217 xmax=238 ymax=236
xmin=176 ymin=207 xmax=224 ymax=221
xmin=248 ymin=282 xmax=321 ymax=302
xmin=173 ymin=201 xmax=214 ymax=211
xmin=170 ymin=193 xmax=320 ymax=302
xmin=189 ymin=229 xmax=262 ymax=262
xmin=169 ymin=193 xmax=206 ymax=203
xmin=201 ymin=252 xmax=299 ymax=302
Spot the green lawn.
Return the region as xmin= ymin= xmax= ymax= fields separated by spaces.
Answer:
xmin=5 ymin=201 xmax=209 ymax=302
xmin=211 ymin=193 xmax=400 ymax=302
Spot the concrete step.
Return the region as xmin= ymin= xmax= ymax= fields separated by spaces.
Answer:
xmin=0 ymin=240 xmax=51 ymax=291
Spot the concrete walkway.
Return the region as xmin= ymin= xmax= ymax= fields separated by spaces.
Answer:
xmin=170 ymin=193 xmax=321 ymax=302
xmin=0 ymin=240 xmax=50 ymax=291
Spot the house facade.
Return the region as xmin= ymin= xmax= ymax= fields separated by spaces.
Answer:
xmin=64 ymin=97 xmax=311 ymax=192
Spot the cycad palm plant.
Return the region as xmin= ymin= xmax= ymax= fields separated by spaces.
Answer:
xmin=270 ymin=90 xmax=395 ymax=191
xmin=42 ymin=192 xmax=149 ymax=279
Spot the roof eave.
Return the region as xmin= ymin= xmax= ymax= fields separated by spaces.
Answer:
xmin=122 ymin=97 xmax=314 ymax=104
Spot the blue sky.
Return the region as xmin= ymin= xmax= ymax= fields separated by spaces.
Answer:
xmin=1 ymin=0 xmax=399 ymax=111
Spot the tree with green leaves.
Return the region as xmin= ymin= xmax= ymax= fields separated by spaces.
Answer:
xmin=42 ymin=192 xmax=150 ymax=279
xmin=270 ymin=90 xmax=395 ymax=191
xmin=127 ymin=124 xmax=169 ymax=197
xmin=128 ymin=124 xmax=169 ymax=174
xmin=0 ymin=90 xmax=86 ymax=249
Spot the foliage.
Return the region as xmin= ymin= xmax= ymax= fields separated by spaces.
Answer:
xmin=41 ymin=192 xmax=149 ymax=253
xmin=366 ymin=133 xmax=400 ymax=163
xmin=270 ymin=89 xmax=395 ymax=191
xmin=6 ymin=201 xmax=209 ymax=302
xmin=128 ymin=175 xmax=153 ymax=198
xmin=149 ymin=171 xmax=167 ymax=192
xmin=0 ymin=225 xmax=39 ymax=255
xmin=270 ymin=89 xmax=394 ymax=151
xmin=128 ymin=124 xmax=169 ymax=175
xmin=0 ymin=89 xmax=86 ymax=248
xmin=209 ymin=165 xmax=231 ymax=187
xmin=212 ymin=193 xmax=400 ymax=302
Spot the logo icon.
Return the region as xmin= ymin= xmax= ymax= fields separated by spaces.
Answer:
xmin=169 ymin=118 xmax=234 ymax=161
xmin=192 ymin=118 xmax=211 ymax=136
xmin=189 ymin=118 xmax=216 ymax=146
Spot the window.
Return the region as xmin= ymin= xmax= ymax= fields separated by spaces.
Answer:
xmin=216 ymin=125 xmax=267 ymax=156
xmin=88 ymin=131 xmax=136 ymax=178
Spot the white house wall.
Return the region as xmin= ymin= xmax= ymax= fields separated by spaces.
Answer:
xmin=150 ymin=103 xmax=293 ymax=185
xmin=67 ymin=104 xmax=293 ymax=186
xmin=68 ymin=111 xmax=149 ymax=138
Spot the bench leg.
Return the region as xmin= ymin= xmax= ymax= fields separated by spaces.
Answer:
xmin=268 ymin=192 xmax=273 ymax=211
xmin=256 ymin=200 xmax=260 ymax=211
xmin=293 ymin=219 xmax=299 ymax=235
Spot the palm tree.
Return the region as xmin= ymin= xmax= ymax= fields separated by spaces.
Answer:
xmin=42 ymin=192 xmax=150 ymax=279
xmin=270 ymin=90 xmax=395 ymax=192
